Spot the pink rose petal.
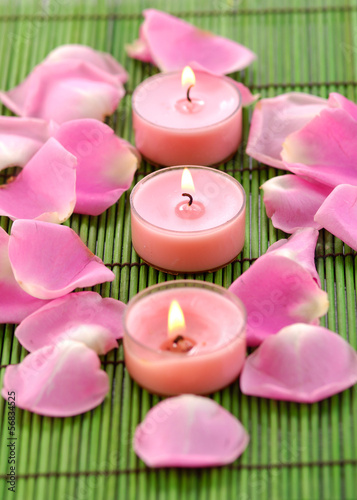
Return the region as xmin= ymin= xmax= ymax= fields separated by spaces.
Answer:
xmin=0 ymin=117 xmax=56 ymax=171
xmin=54 ymin=119 xmax=138 ymax=215
xmin=8 ymin=220 xmax=114 ymax=300
xmin=314 ymin=184 xmax=357 ymax=251
xmin=0 ymin=138 xmax=76 ymax=223
xmin=45 ymin=44 xmax=128 ymax=83
xmin=246 ymin=93 xmax=327 ymax=169
xmin=229 ymin=236 xmax=329 ymax=346
xmin=0 ymin=60 xmax=124 ymax=124
xmin=15 ymin=291 xmax=125 ymax=353
xmin=134 ymin=394 xmax=249 ymax=467
xmin=328 ymin=92 xmax=357 ymax=121
xmin=1 ymin=340 xmax=109 ymax=416
xmin=240 ymin=323 xmax=357 ymax=403
xmin=261 ymin=174 xmax=332 ymax=233
xmin=125 ymin=25 xmax=155 ymax=64
xmin=0 ymin=227 xmax=50 ymax=323
xmin=282 ymin=107 xmax=357 ymax=187
xmin=267 ymin=228 xmax=321 ymax=286
xmin=126 ymin=9 xmax=256 ymax=74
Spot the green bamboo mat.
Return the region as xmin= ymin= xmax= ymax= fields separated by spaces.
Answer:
xmin=0 ymin=1 xmax=356 ymax=499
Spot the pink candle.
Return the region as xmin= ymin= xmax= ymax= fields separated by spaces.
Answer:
xmin=123 ymin=280 xmax=246 ymax=396
xmin=130 ymin=166 xmax=246 ymax=274
xmin=132 ymin=69 xmax=242 ymax=166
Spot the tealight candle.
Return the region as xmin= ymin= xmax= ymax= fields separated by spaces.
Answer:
xmin=132 ymin=68 xmax=242 ymax=166
xmin=123 ymin=280 xmax=247 ymax=396
xmin=130 ymin=165 xmax=246 ymax=273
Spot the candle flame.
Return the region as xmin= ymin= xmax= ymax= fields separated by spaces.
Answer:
xmin=168 ymin=300 xmax=186 ymax=338
xmin=181 ymin=66 xmax=196 ymax=87
xmin=181 ymin=168 xmax=195 ymax=193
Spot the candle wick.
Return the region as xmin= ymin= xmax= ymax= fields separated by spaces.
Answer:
xmin=186 ymin=85 xmax=193 ymax=102
xmin=182 ymin=193 xmax=193 ymax=206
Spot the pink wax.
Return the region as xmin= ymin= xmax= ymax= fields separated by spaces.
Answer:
xmin=132 ymin=71 xmax=242 ymax=166
xmin=130 ymin=166 xmax=246 ymax=273
xmin=123 ymin=280 xmax=246 ymax=396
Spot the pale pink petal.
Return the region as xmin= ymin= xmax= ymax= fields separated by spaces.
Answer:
xmin=240 ymin=323 xmax=357 ymax=403
xmin=15 ymin=291 xmax=125 ymax=353
xmin=8 ymin=220 xmax=114 ymax=300
xmin=229 ymin=243 xmax=329 ymax=346
xmin=282 ymin=108 xmax=357 ymax=187
xmin=54 ymin=119 xmax=138 ymax=215
xmin=0 ymin=117 xmax=57 ymax=171
xmin=261 ymin=175 xmax=332 ymax=233
xmin=246 ymin=93 xmax=327 ymax=169
xmin=314 ymin=184 xmax=357 ymax=251
xmin=0 ymin=227 xmax=51 ymax=323
xmin=1 ymin=340 xmax=109 ymax=416
xmin=134 ymin=395 xmax=249 ymax=467
xmin=0 ymin=138 xmax=76 ymax=223
xmin=125 ymin=26 xmax=155 ymax=64
xmin=328 ymin=92 xmax=357 ymax=121
xmin=45 ymin=44 xmax=129 ymax=83
xmin=267 ymin=228 xmax=321 ymax=286
xmin=0 ymin=60 xmax=124 ymax=124
xmin=127 ymin=9 xmax=256 ymax=74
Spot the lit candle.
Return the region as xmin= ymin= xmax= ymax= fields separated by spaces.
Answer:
xmin=130 ymin=165 xmax=246 ymax=274
xmin=123 ymin=280 xmax=246 ymax=396
xmin=132 ymin=68 xmax=242 ymax=166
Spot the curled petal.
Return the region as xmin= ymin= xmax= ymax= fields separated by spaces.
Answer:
xmin=0 ymin=227 xmax=50 ymax=323
xmin=126 ymin=9 xmax=256 ymax=74
xmin=240 ymin=323 xmax=357 ymax=403
xmin=0 ymin=60 xmax=124 ymax=124
xmin=134 ymin=394 xmax=249 ymax=467
xmin=125 ymin=26 xmax=155 ymax=64
xmin=246 ymin=93 xmax=327 ymax=169
xmin=282 ymin=108 xmax=357 ymax=187
xmin=229 ymin=240 xmax=329 ymax=346
xmin=15 ymin=291 xmax=125 ymax=353
xmin=0 ymin=138 xmax=76 ymax=223
xmin=8 ymin=220 xmax=114 ymax=300
xmin=0 ymin=117 xmax=56 ymax=171
xmin=45 ymin=44 xmax=128 ymax=83
xmin=261 ymin=174 xmax=332 ymax=233
xmin=328 ymin=92 xmax=357 ymax=121
xmin=267 ymin=228 xmax=321 ymax=286
xmin=1 ymin=340 xmax=109 ymax=416
xmin=314 ymin=184 xmax=357 ymax=251
xmin=54 ymin=119 xmax=138 ymax=215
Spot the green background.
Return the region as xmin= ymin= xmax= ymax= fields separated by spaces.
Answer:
xmin=0 ymin=1 xmax=356 ymax=499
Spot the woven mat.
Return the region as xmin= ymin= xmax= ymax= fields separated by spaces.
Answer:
xmin=0 ymin=1 xmax=356 ymax=499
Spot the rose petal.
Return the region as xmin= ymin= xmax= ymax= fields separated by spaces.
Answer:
xmin=0 ymin=117 xmax=56 ymax=171
xmin=8 ymin=220 xmax=114 ymax=300
xmin=0 ymin=138 xmax=76 ymax=223
xmin=261 ymin=174 xmax=332 ymax=233
xmin=1 ymin=340 xmax=109 ymax=416
xmin=328 ymin=92 xmax=357 ymax=121
xmin=229 ymin=239 xmax=329 ymax=346
xmin=125 ymin=25 xmax=155 ymax=64
xmin=0 ymin=60 xmax=124 ymax=124
xmin=54 ymin=119 xmax=138 ymax=215
xmin=126 ymin=9 xmax=256 ymax=74
xmin=134 ymin=394 xmax=249 ymax=467
xmin=282 ymin=107 xmax=357 ymax=187
xmin=314 ymin=184 xmax=357 ymax=251
xmin=266 ymin=228 xmax=321 ymax=286
xmin=15 ymin=291 xmax=125 ymax=353
xmin=240 ymin=323 xmax=357 ymax=403
xmin=0 ymin=227 xmax=50 ymax=323
xmin=246 ymin=93 xmax=327 ymax=169
xmin=45 ymin=44 xmax=128 ymax=83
